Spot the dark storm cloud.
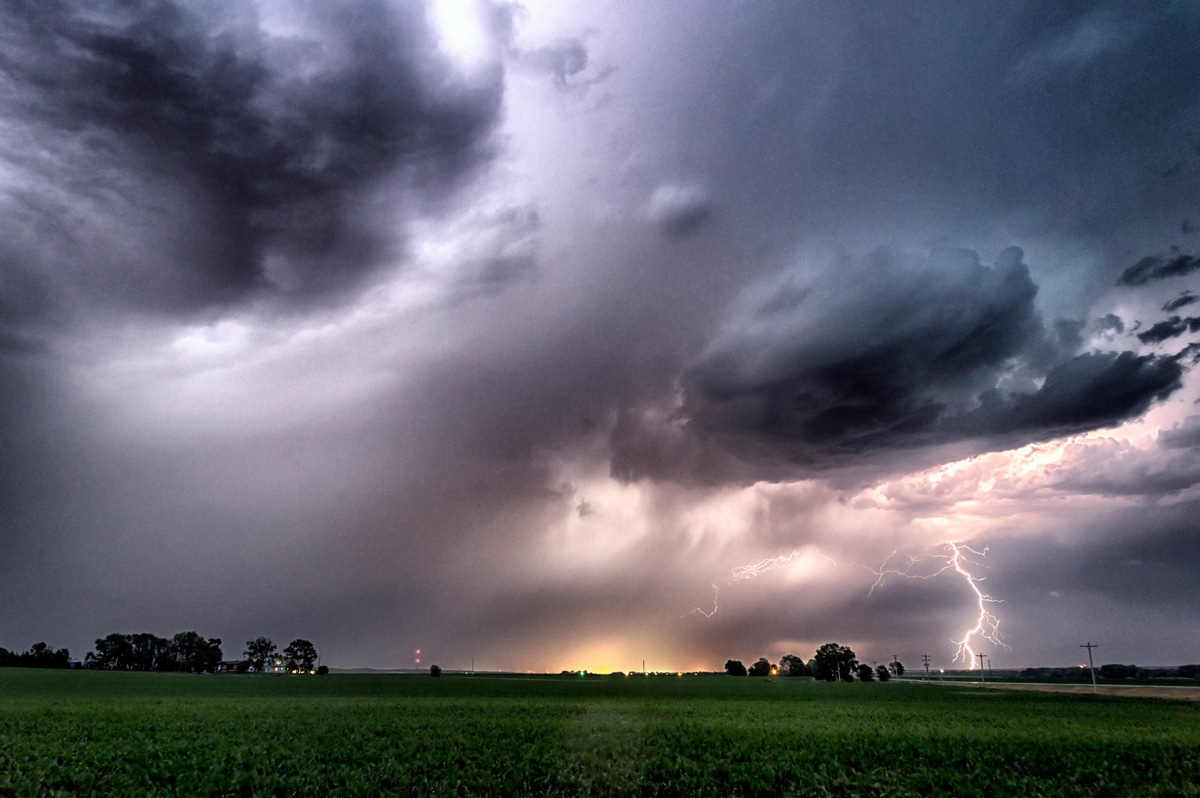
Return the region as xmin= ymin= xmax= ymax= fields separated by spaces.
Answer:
xmin=1091 ymin=313 xmax=1125 ymax=336
xmin=613 ymin=247 xmax=1184 ymax=478
xmin=955 ymin=351 xmax=1181 ymax=436
xmin=1116 ymin=252 xmax=1200 ymax=286
xmin=1163 ymin=292 xmax=1198 ymax=313
xmin=1053 ymin=318 xmax=1085 ymax=351
xmin=0 ymin=0 xmax=504 ymax=314
xmin=1136 ymin=316 xmax=1200 ymax=345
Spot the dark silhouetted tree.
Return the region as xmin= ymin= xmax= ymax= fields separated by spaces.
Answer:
xmin=857 ymin=663 xmax=875 ymax=681
xmin=243 ymin=637 xmax=277 ymax=671
xmin=780 ymin=654 xmax=810 ymax=677
xmin=284 ymin=639 xmax=318 ymax=672
xmin=316 ymin=665 xmax=329 ymax=676
xmin=814 ymin=643 xmax=858 ymax=682
xmin=1099 ymin=663 xmax=1145 ymax=679
xmin=90 ymin=633 xmax=134 ymax=670
xmin=129 ymin=634 xmax=171 ymax=671
xmin=430 ymin=664 xmax=442 ymax=677
xmin=1 ymin=642 xmax=71 ymax=668
xmin=171 ymin=631 xmax=223 ymax=673
xmin=875 ymin=665 xmax=890 ymax=681
xmin=748 ymin=657 xmax=773 ymax=677
xmin=889 ymin=660 xmax=905 ymax=677
xmin=724 ymin=659 xmax=747 ymax=676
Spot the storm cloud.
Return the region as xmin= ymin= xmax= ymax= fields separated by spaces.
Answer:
xmin=1137 ymin=316 xmax=1200 ymax=345
xmin=1117 ymin=252 xmax=1200 ymax=287
xmin=646 ymin=247 xmax=1185 ymax=472
xmin=0 ymin=0 xmax=504 ymax=316
xmin=3 ymin=1 xmax=1200 ymax=672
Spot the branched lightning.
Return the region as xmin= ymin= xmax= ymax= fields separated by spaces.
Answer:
xmin=690 ymin=550 xmax=805 ymax=617
xmin=694 ymin=541 xmax=1007 ymax=668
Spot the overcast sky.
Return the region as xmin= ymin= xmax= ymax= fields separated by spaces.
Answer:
xmin=2 ymin=0 xmax=1199 ymax=672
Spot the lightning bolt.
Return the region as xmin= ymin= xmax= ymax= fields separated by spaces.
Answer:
xmin=694 ymin=541 xmax=1007 ymax=668
xmin=690 ymin=550 xmax=805 ymax=617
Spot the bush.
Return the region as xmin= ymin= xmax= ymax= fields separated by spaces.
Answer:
xmin=430 ymin=664 xmax=442 ymax=677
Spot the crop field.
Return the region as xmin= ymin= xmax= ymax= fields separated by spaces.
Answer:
xmin=2 ymin=669 xmax=1198 ymax=796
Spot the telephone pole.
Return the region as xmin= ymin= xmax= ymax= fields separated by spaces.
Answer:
xmin=1080 ymin=642 xmax=1098 ymax=693
xmin=921 ymin=654 xmax=931 ymax=679
xmin=976 ymin=652 xmax=987 ymax=682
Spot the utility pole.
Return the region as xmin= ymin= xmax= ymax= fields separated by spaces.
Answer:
xmin=976 ymin=652 xmax=987 ymax=682
xmin=1080 ymin=642 xmax=1098 ymax=693
xmin=921 ymin=654 xmax=931 ymax=679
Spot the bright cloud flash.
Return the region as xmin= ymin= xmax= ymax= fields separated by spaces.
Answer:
xmin=429 ymin=0 xmax=492 ymax=72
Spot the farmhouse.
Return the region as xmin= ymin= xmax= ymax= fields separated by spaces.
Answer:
xmin=263 ymin=657 xmax=288 ymax=674
xmin=216 ymin=660 xmax=252 ymax=674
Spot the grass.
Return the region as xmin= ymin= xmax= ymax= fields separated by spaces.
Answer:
xmin=2 ymin=669 xmax=1198 ymax=796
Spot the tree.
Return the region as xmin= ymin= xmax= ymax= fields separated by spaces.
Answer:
xmin=724 ymin=659 xmax=747 ymax=676
xmin=284 ymin=639 xmax=318 ymax=673
xmin=813 ymin=643 xmax=857 ymax=682
xmin=129 ymin=633 xmax=171 ymax=672
xmin=1099 ymin=663 xmax=1145 ymax=680
xmin=90 ymin=633 xmax=134 ymax=670
xmin=748 ymin=657 xmax=773 ymax=677
xmin=171 ymin=632 xmax=222 ymax=673
xmin=316 ymin=665 xmax=329 ymax=676
xmin=889 ymin=660 xmax=905 ymax=677
xmin=1 ymin=642 xmax=71 ymax=669
xmin=875 ymin=665 xmax=891 ymax=681
xmin=780 ymin=654 xmax=810 ymax=677
xmin=243 ymin=637 xmax=277 ymax=671
xmin=430 ymin=664 xmax=442 ymax=677
xmin=856 ymin=663 xmax=875 ymax=681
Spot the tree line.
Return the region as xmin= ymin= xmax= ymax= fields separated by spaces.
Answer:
xmin=86 ymin=631 xmax=225 ymax=672
xmin=0 ymin=632 xmax=324 ymax=674
xmin=1020 ymin=663 xmax=1200 ymax=680
xmin=85 ymin=632 xmax=322 ymax=674
xmin=0 ymin=642 xmax=72 ymax=669
xmin=725 ymin=643 xmax=904 ymax=682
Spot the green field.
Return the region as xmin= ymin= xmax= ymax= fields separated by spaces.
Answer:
xmin=2 ymin=669 xmax=1198 ymax=796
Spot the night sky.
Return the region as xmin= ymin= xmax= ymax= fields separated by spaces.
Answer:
xmin=2 ymin=0 xmax=1199 ymax=673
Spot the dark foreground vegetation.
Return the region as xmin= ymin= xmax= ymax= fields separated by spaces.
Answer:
xmin=2 ymin=669 xmax=1198 ymax=796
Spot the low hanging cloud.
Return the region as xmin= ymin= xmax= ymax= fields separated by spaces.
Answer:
xmin=613 ymin=247 xmax=1185 ymax=479
xmin=645 ymin=183 xmax=715 ymax=239
xmin=1116 ymin=251 xmax=1200 ymax=286
xmin=1163 ymin=291 xmax=1198 ymax=312
xmin=0 ymin=0 xmax=505 ymax=320
xmin=1137 ymin=316 xmax=1200 ymax=345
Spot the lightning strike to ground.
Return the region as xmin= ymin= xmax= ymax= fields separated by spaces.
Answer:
xmin=694 ymin=541 xmax=1007 ymax=668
